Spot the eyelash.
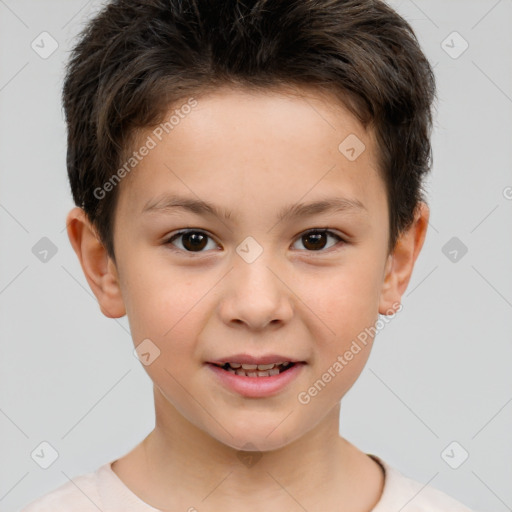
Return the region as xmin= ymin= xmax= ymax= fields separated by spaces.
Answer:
xmin=164 ymin=228 xmax=346 ymax=254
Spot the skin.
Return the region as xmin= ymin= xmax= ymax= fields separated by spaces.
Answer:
xmin=67 ymin=85 xmax=429 ymax=511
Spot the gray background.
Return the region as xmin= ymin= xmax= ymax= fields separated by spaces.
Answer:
xmin=1 ymin=1 xmax=511 ymax=511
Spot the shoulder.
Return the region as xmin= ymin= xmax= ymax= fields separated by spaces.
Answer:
xmin=369 ymin=455 xmax=479 ymax=512
xmin=19 ymin=464 xmax=106 ymax=512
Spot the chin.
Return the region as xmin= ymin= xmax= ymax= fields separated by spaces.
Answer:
xmin=210 ymin=419 xmax=302 ymax=454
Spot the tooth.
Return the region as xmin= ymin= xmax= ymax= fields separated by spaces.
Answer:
xmin=282 ymin=362 xmax=290 ymax=367
xmin=241 ymin=364 xmax=258 ymax=370
xmin=257 ymin=363 xmax=276 ymax=370
xmin=229 ymin=363 xmax=242 ymax=369
xmin=230 ymin=365 xmax=288 ymax=377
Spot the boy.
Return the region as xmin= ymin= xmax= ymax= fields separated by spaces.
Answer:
xmin=21 ymin=0 xmax=478 ymax=510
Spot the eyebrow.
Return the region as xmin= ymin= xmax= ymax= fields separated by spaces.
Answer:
xmin=141 ymin=193 xmax=367 ymax=222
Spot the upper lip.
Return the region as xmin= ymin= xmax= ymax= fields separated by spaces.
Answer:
xmin=208 ymin=354 xmax=306 ymax=365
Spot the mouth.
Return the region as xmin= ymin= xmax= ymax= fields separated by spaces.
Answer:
xmin=210 ymin=361 xmax=298 ymax=377
xmin=206 ymin=360 xmax=306 ymax=398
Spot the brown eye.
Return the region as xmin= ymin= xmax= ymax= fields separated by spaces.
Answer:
xmin=293 ymin=229 xmax=344 ymax=252
xmin=166 ymin=230 xmax=217 ymax=252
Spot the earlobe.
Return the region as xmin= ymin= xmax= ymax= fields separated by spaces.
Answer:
xmin=378 ymin=202 xmax=430 ymax=315
xmin=66 ymin=207 xmax=126 ymax=318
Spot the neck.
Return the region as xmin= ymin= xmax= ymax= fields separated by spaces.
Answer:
xmin=113 ymin=386 xmax=384 ymax=511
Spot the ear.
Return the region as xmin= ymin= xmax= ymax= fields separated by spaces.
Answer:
xmin=66 ymin=207 xmax=126 ymax=318
xmin=378 ymin=202 xmax=430 ymax=315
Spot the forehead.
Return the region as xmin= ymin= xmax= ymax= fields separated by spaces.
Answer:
xmin=117 ymin=85 xmax=385 ymax=222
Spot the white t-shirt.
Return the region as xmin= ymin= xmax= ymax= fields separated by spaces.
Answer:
xmin=19 ymin=454 xmax=477 ymax=511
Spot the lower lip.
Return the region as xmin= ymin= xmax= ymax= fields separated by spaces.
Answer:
xmin=206 ymin=363 xmax=305 ymax=398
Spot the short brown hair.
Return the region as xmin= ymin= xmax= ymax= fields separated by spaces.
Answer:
xmin=62 ymin=0 xmax=436 ymax=262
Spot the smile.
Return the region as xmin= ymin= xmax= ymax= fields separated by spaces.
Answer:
xmin=213 ymin=362 xmax=295 ymax=377
xmin=206 ymin=362 xmax=305 ymax=398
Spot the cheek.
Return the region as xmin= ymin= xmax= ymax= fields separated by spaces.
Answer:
xmin=129 ymin=287 xmax=203 ymax=347
xmin=119 ymin=256 xmax=198 ymax=345
xmin=304 ymin=260 xmax=382 ymax=335
xmin=127 ymin=289 xmax=206 ymax=401
xmin=300 ymin=260 xmax=382 ymax=391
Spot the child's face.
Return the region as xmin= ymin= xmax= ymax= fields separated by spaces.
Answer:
xmin=76 ymin=86 xmax=425 ymax=451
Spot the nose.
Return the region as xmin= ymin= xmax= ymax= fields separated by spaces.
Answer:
xmin=217 ymin=257 xmax=294 ymax=331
